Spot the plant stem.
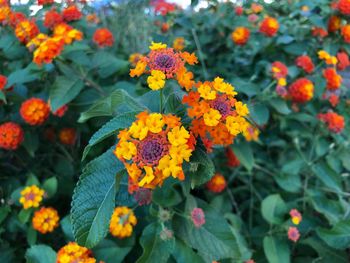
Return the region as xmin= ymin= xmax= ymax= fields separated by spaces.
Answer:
xmin=192 ymin=28 xmax=209 ymax=79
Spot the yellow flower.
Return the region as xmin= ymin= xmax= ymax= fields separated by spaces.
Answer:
xmin=235 ymin=101 xmax=249 ymax=116
xmin=125 ymin=163 xmax=142 ymax=182
xmin=109 ymin=206 xmax=137 ymax=239
xmin=115 ymin=141 xmax=137 ymax=160
xmin=203 ymin=109 xmax=221 ymax=126
xmin=198 ymin=84 xmax=216 ymax=100
xmin=147 ymin=70 xmax=166 ymax=90
xmin=130 ymin=60 xmax=147 ymax=78
xmin=292 ymin=216 xmax=301 ymax=225
xmin=243 ymin=125 xmax=259 ymax=141
xmin=129 ymin=120 xmax=149 ymax=140
xmin=157 ymin=155 xmax=182 ymax=179
xmin=149 ymin=41 xmax=167 ymax=50
xmin=318 ymin=50 xmax=338 ymax=65
xmin=169 ymin=144 xmax=192 ymax=163
xmin=173 ymin=37 xmax=185 ymax=51
xmin=57 ymin=242 xmax=95 ymax=263
xmin=167 ymin=126 xmax=190 ymax=146
xmin=278 ymin=78 xmax=287 ymax=86
xmin=19 ymin=185 xmax=45 ymax=209
xmin=225 ymin=115 xmax=246 ymax=136
xmin=145 ymin=113 xmax=164 ymax=133
xmin=139 ymin=166 xmax=155 ymax=187
xmin=212 ymin=77 xmax=237 ymax=96
xmin=32 ymin=207 xmax=59 ymax=234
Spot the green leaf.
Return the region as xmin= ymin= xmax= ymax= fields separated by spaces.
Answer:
xmin=27 ymin=227 xmax=37 ymax=246
xmin=0 ymin=90 xmax=6 ymax=103
xmin=311 ymin=162 xmax=342 ymax=193
xmin=310 ymin=194 xmax=344 ymax=225
xmin=232 ymin=142 xmax=254 ymax=171
xmin=137 ymin=223 xmax=175 ymax=263
xmin=18 ymin=209 xmax=32 ymax=224
xmin=61 ymin=216 xmax=74 ymax=241
xmin=276 ymin=35 xmax=294 ymax=44
xmin=187 ymin=148 xmax=215 ymax=188
xmin=42 ymin=177 xmax=57 ymax=198
xmin=172 ymin=239 xmax=205 ymax=263
xmin=49 ymin=76 xmax=85 ymax=112
xmin=25 ymin=245 xmax=56 ymax=263
xmin=92 ymin=51 xmax=129 ymax=78
xmin=174 ymin=197 xmax=249 ymax=261
xmin=71 ymin=149 xmax=124 ymax=248
xmin=269 ymin=98 xmax=291 ymax=115
xmin=249 ymin=103 xmax=270 ymax=125
xmin=275 ymin=173 xmax=301 ymax=193
xmin=23 ymin=131 xmax=39 ymax=158
xmin=0 ymin=206 xmax=10 ymax=224
xmin=263 ymin=236 xmax=290 ymax=263
xmin=94 ymin=239 xmax=133 ymax=263
xmin=82 ymin=111 xmax=138 ymax=160
xmin=261 ymin=194 xmax=287 ymax=224
xmin=6 ymin=66 xmax=39 ymax=87
xmin=152 ymin=179 xmax=183 ymax=207
xmin=78 ymin=89 xmax=146 ymax=123
xmin=317 ymin=220 xmax=350 ymax=250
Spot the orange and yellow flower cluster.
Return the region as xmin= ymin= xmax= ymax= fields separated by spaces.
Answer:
xmin=32 ymin=207 xmax=59 ymax=234
xmin=57 ymin=242 xmax=97 ymax=263
xmin=109 ymin=206 xmax=137 ymax=238
xmin=19 ymin=185 xmax=45 ymax=209
xmin=318 ymin=112 xmax=345 ymax=133
xmin=0 ymin=122 xmax=24 ymax=150
xmin=206 ymin=173 xmax=227 ymax=193
xmin=20 ymin=98 xmax=50 ymax=126
xmin=114 ymin=112 xmax=194 ymax=192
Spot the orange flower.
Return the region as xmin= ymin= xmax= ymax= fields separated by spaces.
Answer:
xmin=32 ymin=207 xmax=59 ymax=234
xmin=259 ymin=17 xmax=279 ymax=37
xmin=53 ymin=23 xmax=83 ymax=44
xmin=288 ymin=78 xmax=314 ymax=103
xmin=15 ymin=19 xmax=40 ymax=43
xmin=52 ymin=104 xmax=68 ymax=117
xmin=341 ymin=25 xmax=350 ymax=43
xmin=43 ymin=9 xmax=62 ymax=28
xmin=8 ymin=11 xmax=26 ymax=28
xmin=173 ymin=37 xmax=185 ymax=51
xmin=181 ymin=52 xmax=198 ymax=65
xmin=20 ymin=98 xmax=50 ymax=126
xmin=338 ymin=0 xmax=350 ymax=15
xmin=176 ymin=67 xmax=195 ymax=91
xmin=318 ymin=112 xmax=345 ymax=133
xmin=0 ymin=74 xmax=7 ymax=90
xmin=93 ymin=28 xmax=114 ymax=47
xmin=33 ymin=37 xmax=65 ymax=65
xmin=271 ymin=61 xmax=288 ymax=79
xmin=251 ymin=3 xmax=263 ymax=13
xmin=57 ymin=242 xmax=96 ymax=263
xmin=206 ymin=173 xmax=227 ymax=193
xmin=337 ymin=51 xmax=350 ymax=70
xmin=59 ymin=128 xmax=77 ymax=145
xmin=312 ymin=27 xmax=328 ymax=38
xmin=86 ymin=13 xmax=100 ymax=24
xmin=38 ymin=0 xmax=54 ymax=5
xmin=0 ymin=5 xmax=10 ymax=23
xmin=62 ymin=5 xmax=82 ymax=22
xmin=323 ymin=68 xmax=342 ymax=90
xmin=0 ymin=122 xmax=24 ymax=150
xmin=295 ymin=55 xmax=314 ymax=74
xmin=328 ymin=16 xmax=341 ymax=32
xmin=231 ymin=27 xmax=250 ymax=45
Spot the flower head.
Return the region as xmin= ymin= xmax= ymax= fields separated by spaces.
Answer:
xmin=312 ymin=27 xmax=328 ymax=38
xmin=318 ymin=112 xmax=345 ymax=133
xmin=295 ymin=55 xmax=314 ymax=74
xmin=231 ymin=27 xmax=250 ymax=45
xmin=173 ymin=37 xmax=185 ymax=51
xmin=38 ymin=0 xmax=54 ymax=5
xmin=8 ymin=11 xmax=26 ymax=28
xmin=53 ymin=23 xmax=83 ymax=44
xmin=147 ymin=70 xmax=166 ymax=90
xmin=338 ymin=0 xmax=350 ymax=15
xmin=289 ymin=209 xmax=302 ymax=225
xmin=151 ymin=0 xmax=177 ymax=16
xmin=271 ymin=61 xmax=288 ymax=79
xmin=129 ymin=53 xmax=144 ymax=66
xmin=33 ymin=37 xmax=65 ymax=65
xmin=15 ymin=20 xmax=39 ymax=43
xmin=191 ymin=207 xmax=205 ymax=228
xmin=318 ymin=50 xmax=337 ymax=65
xmin=328 ymin=16 xmax=341 ymax=32
xmin=115 ymin=112 xmax=194 ymax=192
xmin=62 ymin=5 xmax=82 ymax=22
xmin=288 ymin=227 xmax=300 ymax=242
xmin=43 ymin=9 xmax=62 ymax=28
xmin=57 ymin=242 xmax=96 ymax=263
xmin=19 ymin=185 xmax=45 ymax=209
xmin=259 ymin=17 xmax=279 ymax=37
xmin=342 ymin=25 xmax=350 ymax=43
xmin=32 ymin=207 xmax=59 ymax=234
xmin=109 ymin=206 xmax=137 ymax=238
xmin=0 ymin=122 xmax=24 ymax=150
xmin=337 ymin=51 xmax=350 ymax=70
xmin=323 ymin=68 xmax=342 ymax=90
xmin=288 ymin=78 xmax=314 ymax=103
xmin=59 ymin=128 xmax=77 ymax=145
xmin=93 ymin=28 xmax=114 ymax=47
xmin=20 ymin=98 xmax=50 ymax=125
xmin=235 ymin=6 xmax=243 ymax=15
xmin=206 ymin=173 xmax=227 ymax=193
xmin=52 ymin=104 xmax=68 ymax=117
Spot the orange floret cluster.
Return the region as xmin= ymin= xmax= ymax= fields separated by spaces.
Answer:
xmin=342 ymin=25 xmax=350 ymax=43
xmin=0 ymin=122 xmax=24 ymax=150
xmin=173 ymin=37 xmax=185 ymax=51
xmin=259 ymin=17 xmax=279 ymax=37
xmin=109 ymin=206 xmax=137 ymax=238
xmin=318 ymin=112 xmax=345 ymax=133
xmin=19 ymin=185 xmax=45 ymax=209
xmin=130 ymin=42 xmax=198 ymax=91
xmin=114 ymin=112 xmax=194 ymax=192
xmin=338 ymin=0 xmax=350 ymax=15
xmin=206 ymin=173 xmax=227 ymax=193
xmin=62 ymin=5 xmax=82 ymax=22
xmin=231 ymin=27 xmax=250 ymax=45
xmin=57 ymin=242 xmax=96 ymax=263
xmin=328 ymin=15 xmax=341 ymax=32
xmin=288 ymin=78 xmax=314 ymax=103
xmin=32 ymin=207 xmax=59 ymax=234
xmin=59 ymin=128 xmax=77 ymax=145
xmin=312 ymin=27 xmax=328 ymax=38
xmin=43 ymin=9 xmax=63 ymax=28
xmin=271 ymin=61 xmax=288 ymax=79
xmin=33 ymin=37 xmax=65 ymax=65
xmin=20 ymin=98 xmax=50 ymax=126
xmin=38 ymin=0 xmax=54 ymax=5
xmin=337 ymin=51 xmax=350 ymax=70
xmin=15 ymin=19 xmax=39 ymax=43
xmin=93 ymin=28 xmax=114 ymax=47
xmin=183 ymin=77 xmax=252 ymax=152
xmin=323 ymin=68 xmax=342 ymax=90
xmin=295 ymin=55 xmax=314 ymax=74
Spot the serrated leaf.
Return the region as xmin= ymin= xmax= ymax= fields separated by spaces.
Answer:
xmin=137 ymin=223 xmax=175 ymax=263
xmin=187 ymin=148 xmax=215 ymax=187
xmin=82 ymin=111 xmax=138 ymax=160
xmin=92 ymin=51 xmax=129 ymax=78
xmin=71 ymin=149 xmax=124 ymax=248
xmin=317 ymin=220 xmax=350 ymax=250
xmin=25 ymin=245 xmax=56 ymax=263
xmin=78 ymin=89 xmax=146 ymax=123
xmin=49 ymin=76 xmax=85 ymax=112
xmin=172 ymin=239 xmax=205 ymax=263
xmin=261 ymin=194 xmax=287 ymax=224
xmin=263 ymin=236 xmax=290 ymax=263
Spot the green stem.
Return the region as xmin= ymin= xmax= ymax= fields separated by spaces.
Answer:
xmin=192 ymin=28 xmax=209 ymax=79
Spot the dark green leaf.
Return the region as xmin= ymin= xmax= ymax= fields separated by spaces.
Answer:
xmin=25 ymin=245 xmax=56 ymax=263
xmin=263 ymin=236 xmax=290 ymax=263
xmin=261 ymin=194 xmax=287 ymax=224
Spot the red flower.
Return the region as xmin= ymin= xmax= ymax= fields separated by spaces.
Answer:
xmin=62 ymin=5 xmax=82 ymax=22
xmin=151 ymin=0 xmax=177 ymax=16
xmin=191 ymin=208 xmax=205 ymax=228
xmin=8 ymin=12 xmax=26 ymax=28
xmin=271 ymin=61 xmax=288 ymax=79
xmin=225 ymin=147 xmax=240 ymax=167
xmin=338 ymin=0 xmax=350 ymax=15
xmin=93 ymin=28 xmax=114 ymax=47
xmin=295 ymin=55 xmax=314 ymax=74
xmin=0 ymin=122 xmax=24 ymax=150
xmin=318 ymin=112 xmax=345 ymax=133
xmin=0 ymin=74 xmax=7 ymax=90
xmin=337 ymin=51 xmax=350 ymax=71
xmin=312 ymin=27 xmax=328 ymax=38
xmin=37 ymin=0 xmax=54 ymax=5
xmin=44 ymin=9 xmax=63 ymax=28
xmin=328 ymin=16 xmax=341 ymax=32
xmin=259 ymin=17 xmax=279 ymax=37
xmin=235 ymin=6 xmax=243 ymax=16
xmin=206 ymin=173 xmax=227 ymax=193
xmin=288 ymin=78 xmax=314 ymax=103
xmin=323 ymin=68 xmax=342 ymax=90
